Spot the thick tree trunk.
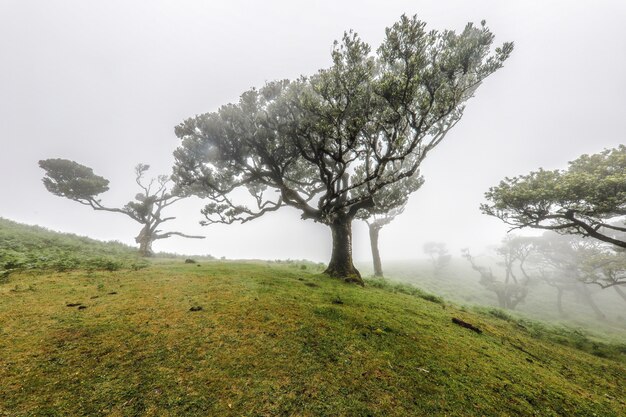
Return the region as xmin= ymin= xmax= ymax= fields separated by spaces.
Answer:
xmin=136 ymin=226 xmax=154 ymax=257
xmin=324 ymin=216 xmax=363 ymax=285
xmin=138 ymin=238 xmax=154 ymax=257
xmin=368 ymin=224 xmax=383 ymax=277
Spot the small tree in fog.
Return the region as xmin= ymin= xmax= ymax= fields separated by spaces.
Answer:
xmin=39 ymin=159 xmax=204 ymax=256
xmin=532 ymin=232 xmax=607 ymax=319
xmin=173 ymin=15 xmax=513 ymax=284
xmin=462 ymin=236 xmax=535 ymax=310
xmin=358 ymin=175 xmax=424 ymax=277
xmin=423 ymin=241 xmax=451 ymax=276
xmin=534 ymin=231 xmax=626 ymax=307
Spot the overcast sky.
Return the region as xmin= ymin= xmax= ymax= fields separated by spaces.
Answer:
xmin=1 ymin=0 xmax=625 ymax=263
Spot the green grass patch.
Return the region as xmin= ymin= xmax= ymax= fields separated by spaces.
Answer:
xmin=0 ymin=218 xmax=147 ymax=276
xmin=1 ymin=261 xmax=625 ymax=416
xmin=366 ymin=276 xmax=445 ymax=304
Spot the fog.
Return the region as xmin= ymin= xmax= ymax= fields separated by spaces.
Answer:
xmin=1 ymin=0 xmax=625 ymax=263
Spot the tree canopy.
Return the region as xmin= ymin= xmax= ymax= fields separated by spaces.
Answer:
xmin=40 ymin=159 xmax=203 ymax=256
xmin=173 ymin=14 xmax=513 ymax=281
xmin=481 ymin=145 xmax=626 ymax=249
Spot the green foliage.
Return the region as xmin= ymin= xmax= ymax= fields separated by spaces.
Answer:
xmin=0 ymin=218 xmax=145 ymax=275
xmin=482 ymin=145 xmax=626 ymax=249
xmin=38 ymin=158 xmax=109 ymax=200
xmin=173 ymin=15 xmax=512 ymax=228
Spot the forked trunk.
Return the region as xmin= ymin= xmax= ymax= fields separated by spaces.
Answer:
xmin=324 ymin=216 xmax=363 ymax=285
xmin=368 ymin=224 xmax=383 ymax=277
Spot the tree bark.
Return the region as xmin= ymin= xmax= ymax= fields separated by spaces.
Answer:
xmin=368 ymin=224 xmax=383 ymax=277
xmin=324 ymin=215 xmax=363 ymax=285
xmin=135 ymin=226 xmax=154 ymax=257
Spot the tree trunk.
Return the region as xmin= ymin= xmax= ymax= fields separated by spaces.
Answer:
xmin=135 ymin=226 xmax=154 ymax=257
xmin=368 ymin=224 xmax=383 ymax=277
xmin=324 ymin=216 xmax=363 ymax=285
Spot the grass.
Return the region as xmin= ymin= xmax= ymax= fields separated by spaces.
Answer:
xmin=368 ymin=259 xmax=626 ymax=343
xmin=0 ymin=218 xmax=146 ymax=276
xmin=1 ymin=261 xmax=625 ymax=416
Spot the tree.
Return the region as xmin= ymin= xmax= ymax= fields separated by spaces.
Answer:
xmin=39 ymin=159 xmax=204 ymax=256
xmin=462 ymin=236 xmax=535 ymax=310
xmin=423 ymin=241 xmax=452 ymax=276
xmin=576 ymin=241 xmax=626 ymax=304
xmin=481 ymin=145 xmax=626 ymax=249
xmin=173 ymin=15 xmax=513 ymax=284
xmin=531 ymin=232 xmax=606 ymax=319
xmin=357 ymin=174 xmax=424 ymax=277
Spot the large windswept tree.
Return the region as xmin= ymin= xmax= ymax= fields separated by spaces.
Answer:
xmin=173 ymin=15 xmax=513 ymax=283
xmin=39 ymin=159 xmax=203 ymax=256
xmin=482 ymin=145 xmax=626 ymax=249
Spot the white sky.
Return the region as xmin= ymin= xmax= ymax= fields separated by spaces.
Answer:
xmin=1 ymin=0 xmax=625 ymax=263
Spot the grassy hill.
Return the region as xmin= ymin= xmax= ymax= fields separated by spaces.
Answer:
xmin=0 ymin=217 xmax=144 ymax=276
xmin=362 ymin=259 xmax=626 ymax=343
xmin=1 ymin=260 xmax=625 ymax=416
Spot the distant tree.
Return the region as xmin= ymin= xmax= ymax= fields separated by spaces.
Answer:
xmin=462 ymin=236 xmax=535 ymax=310
xmin=423 ymin=241 xmax=452 ymax=276
xmin=575 ymin=242 xmax=626 ymax=305
xmin=481 ymin=145 xmax=626 ymax=249
xmin=39 ymin=159 xmax=204 ymax=256
xmin=531 ymin=232 xmax=607 ymax=319
xmin=357 ymin=175 xmax=424 ymax=277
xmin=173 ymin=15 xmax=513 ymax=284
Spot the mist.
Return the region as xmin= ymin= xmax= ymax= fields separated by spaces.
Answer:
xmin=1 ymin=0 xmax=624 ymax=264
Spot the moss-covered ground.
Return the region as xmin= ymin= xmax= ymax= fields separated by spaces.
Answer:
xmin=1 ymin=261 xmax=624 ymax=416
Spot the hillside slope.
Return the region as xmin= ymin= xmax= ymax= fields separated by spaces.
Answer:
xmin=1 ymin=261 xmax=624 ymax=416
xmin=0 ymin=217 xmax=142 ymax=274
